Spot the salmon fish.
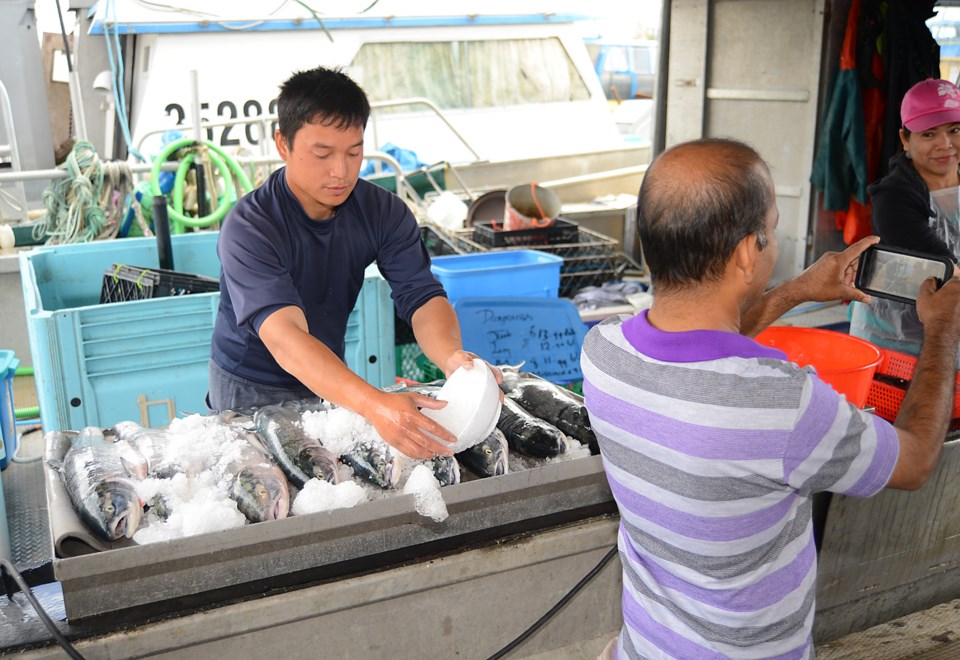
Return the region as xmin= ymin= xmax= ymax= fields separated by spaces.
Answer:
xmin=254 ymin=402 xmax=340 ymax=488
xmin=502 ymin=377 xmax=597 ymax=452
xmin=457 ymin=428 xmax=509 ymax=478
xmin=55 ymin=428 xmax=144 ymax=541
xmin=497 ymin=397 xmax=567 ymax=458
xmin=111 ymin=421 xmax=172 ymax=478
xmin=341 ymin=438 xmax=401 ymax=489
xmin=217 ymin=438 xmax=291 ymax=522
xmin=431 ymin=455 xmax=461 ymax=486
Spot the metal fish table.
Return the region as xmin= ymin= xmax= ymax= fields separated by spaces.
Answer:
xmin=42 ymin=419 xmax=614 ymax=621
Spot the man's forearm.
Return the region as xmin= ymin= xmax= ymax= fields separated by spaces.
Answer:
xmin=895 ymin=331 xmax=960 ymax=457
xmin=410 ymin=296 xmax=463 ymax=375
xmin=740 ymin=279 xmax=805 ymax=337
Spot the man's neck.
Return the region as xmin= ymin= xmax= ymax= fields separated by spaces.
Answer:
xmin=646 ymin=286 xmax=744 ymax=334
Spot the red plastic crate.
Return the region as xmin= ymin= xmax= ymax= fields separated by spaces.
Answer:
xmin=864 ymin=348 xmax=960 ymax=421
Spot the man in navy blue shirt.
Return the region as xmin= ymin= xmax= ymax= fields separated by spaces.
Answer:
xmin=209 ymin=66 xmax=494 ymax=459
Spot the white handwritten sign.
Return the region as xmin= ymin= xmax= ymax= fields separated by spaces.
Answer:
xmin=454 ymin=298 xmax=586 ymax=383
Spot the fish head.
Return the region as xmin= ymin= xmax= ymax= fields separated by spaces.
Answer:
xmin=95 ymin=479 xmax=143 ymax=539
xmin=432 ymin=456 xmax=461 ymax=486
xmin=302 ymin=446 xmax=340 ymax=484
xmin=234 ymin=466 xmax=290 ymax=522
xmin=492 ymin=431 xmax=509 ymax=475
xmin=367 ymin=445 xmax=401 ymax=489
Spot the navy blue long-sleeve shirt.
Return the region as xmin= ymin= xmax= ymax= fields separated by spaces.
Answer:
xmin=212 ymin=168 xmax=446 ymax=387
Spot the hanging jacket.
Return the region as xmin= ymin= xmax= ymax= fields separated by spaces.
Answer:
xmin=811 ymin=0 xmax=869 ymax=212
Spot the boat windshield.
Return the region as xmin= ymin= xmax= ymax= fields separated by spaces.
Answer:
xmin=351 ymin=37 xmax=591 ymax=111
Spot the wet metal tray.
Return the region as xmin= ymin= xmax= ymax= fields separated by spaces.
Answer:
xmin=44 ymin=432 xmax=613 ymax=621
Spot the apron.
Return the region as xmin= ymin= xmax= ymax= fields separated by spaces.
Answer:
xmin=850 ymin=184 xmax=960 ymax=365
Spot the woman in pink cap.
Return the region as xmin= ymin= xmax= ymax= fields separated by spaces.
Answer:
xmin=851 ymin=78 xmax=960 ymax=358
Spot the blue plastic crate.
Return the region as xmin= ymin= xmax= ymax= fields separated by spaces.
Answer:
xmin=20 ymin=233 xmax=395 ymax=431
xmin=0 ymin=351 xmax=18 ymax=469
xmin=430 ymin=250 xmax=563 ymax=303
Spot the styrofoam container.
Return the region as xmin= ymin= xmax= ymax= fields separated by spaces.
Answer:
xmin=430 ymin=250 xmax=562 ymax=302
xmin=20 ymin=233 xmax=395 ymax=431
xmin=421 ymin=359 xmax=502 ymax=452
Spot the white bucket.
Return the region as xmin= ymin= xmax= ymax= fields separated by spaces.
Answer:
xmin=503 ymin=184 xmax=561 ymax=231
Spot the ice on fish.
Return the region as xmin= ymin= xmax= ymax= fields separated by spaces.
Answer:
xmin=133 ymin=471 xmax=247 ymax=545
xmin=403 ymin=464 xmax=448 ymax=522
xmin=301 ymin=405 xmax=401 ymax=489
xmin=291 ymin=479 xmax=367 ymax=516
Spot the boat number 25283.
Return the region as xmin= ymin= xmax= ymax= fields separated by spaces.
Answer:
xmin=163 ymin=99 xmax=279 ymax=147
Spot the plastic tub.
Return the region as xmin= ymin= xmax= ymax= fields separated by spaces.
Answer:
xmin=755 ymin=326 xmax=881 ymax=408
xmin=20 ymin=235 xmax=395 ymax=431
xmin=0 ymin=350 xmax=18 ymax=470
xmin=430 ymin=250 xmax=563 ymax=302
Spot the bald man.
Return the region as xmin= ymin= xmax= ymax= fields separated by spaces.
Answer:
xmin=582 ymin=138 xmax=960 ymax=659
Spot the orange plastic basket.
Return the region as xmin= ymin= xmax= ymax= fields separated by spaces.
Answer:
xmin=865 ymin=348 xmax=960 ymax=421
xmin=755 ymin=326 xmax=882 ymax=408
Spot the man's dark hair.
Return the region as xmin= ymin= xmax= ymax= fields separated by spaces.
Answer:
xmin=637 ymin=138 xmax=773 ymax=291
xmin=277 ymin=66 xmax=371 ymax=149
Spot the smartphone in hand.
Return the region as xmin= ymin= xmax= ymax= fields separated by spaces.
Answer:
xmin=855 ymin=245 xmax=953 ymax=305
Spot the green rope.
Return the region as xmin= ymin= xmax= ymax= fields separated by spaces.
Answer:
xmin=36 ymin=141 xmax=107 ymax=244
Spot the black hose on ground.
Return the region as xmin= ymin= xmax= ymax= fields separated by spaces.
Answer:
xmin=0 ymin=558 xmax=85 ymax=659
xmin=486 ymin=544 xmax=620 ymax=660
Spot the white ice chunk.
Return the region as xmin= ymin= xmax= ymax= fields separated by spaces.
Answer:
xmin=291 ymin=478 xmax=368 ymax=515
xmin=301 ymin=407 xmax=381 ymax=457
xmin=402 ymin=464 xmax=448 ymax=522
xmin=133 ymin=470 xmax=246 ymax=544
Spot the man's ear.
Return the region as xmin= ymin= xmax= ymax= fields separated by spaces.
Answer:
xmin=275 ymin=130 xmax=289 ymax=160
xmin=733 ymin=234 xmax=759 ymax=285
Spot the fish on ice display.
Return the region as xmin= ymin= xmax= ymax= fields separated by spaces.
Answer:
xmin=47 ymin=369 xmax=595 ymax=545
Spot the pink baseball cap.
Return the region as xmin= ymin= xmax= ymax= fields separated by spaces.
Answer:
xmin=901 ymin=78 xmax=960 ymax=132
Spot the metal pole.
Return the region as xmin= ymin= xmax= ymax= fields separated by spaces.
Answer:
xmin=55 ymin=0 xmax=88 ymax=142
xmin=652 ymin=0 xmax=672 ymax=158
xmin=152 ymin=196 xmax=174 ymax=271
xmin=190 ymin=70 xmax=203 ymax=143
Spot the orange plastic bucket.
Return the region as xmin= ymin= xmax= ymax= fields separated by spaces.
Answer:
xmin=755 ymin=326 xmax=882 ymax=408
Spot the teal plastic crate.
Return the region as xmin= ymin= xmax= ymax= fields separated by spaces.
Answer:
xmin=430 ymin=250 xmax=563 ymax=303
xmin=20 ymin=233 xmax=395 ymax=431
xmin=0 ymin=351 xmax=18 ymax=469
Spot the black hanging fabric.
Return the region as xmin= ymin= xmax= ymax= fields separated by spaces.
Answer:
xmin=878 ymin=0 xmax=941 ymax=178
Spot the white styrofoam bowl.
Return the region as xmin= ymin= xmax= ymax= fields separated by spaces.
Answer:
xmin=421 ymin=359 xmax=502 ymax=453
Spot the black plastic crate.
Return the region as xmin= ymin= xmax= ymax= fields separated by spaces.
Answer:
xmin=100 ymin=264 xmax=220 ymax=304
xmin=420 ymin=223 xmax=463 ymax=257
xmin=471 ymin=218 xmax=580 ymax=248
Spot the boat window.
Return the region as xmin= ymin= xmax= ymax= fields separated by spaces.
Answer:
xmin=349 ymin=38 xmax=591 ymax=110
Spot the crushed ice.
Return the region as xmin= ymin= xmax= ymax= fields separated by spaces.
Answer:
xmin=403 ymin=464 xmax=448 ymax=522
xmin=292 ymin=479 xmax=367 ymax=515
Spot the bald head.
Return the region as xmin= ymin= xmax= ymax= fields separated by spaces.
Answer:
xmin=638 ymin=138 xmax=773 ymax=291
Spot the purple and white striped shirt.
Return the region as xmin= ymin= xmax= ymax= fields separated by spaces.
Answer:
xmin=581 ymin=312 xmax=898 ymax=659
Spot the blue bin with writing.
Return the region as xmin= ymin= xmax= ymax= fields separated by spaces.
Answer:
xmin=452 ymin=297 xmax=586 ymax=383
xmin=430 ymin=250 xmax=563 ymax=303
